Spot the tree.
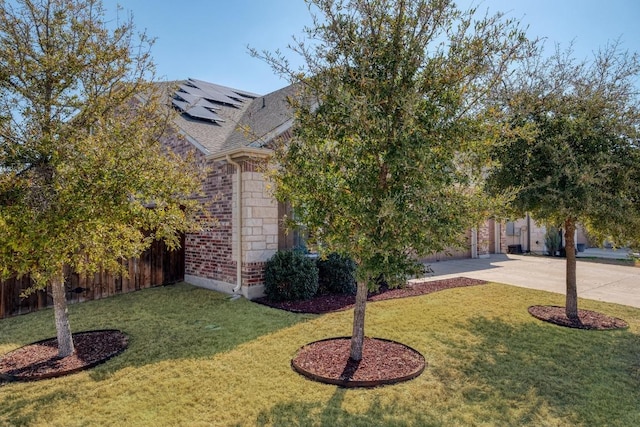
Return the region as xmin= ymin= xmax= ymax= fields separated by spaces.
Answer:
xmin=254 ymin=0 xmax=530 ymax=361
xmin=486 ymin=42 xmax=640 ymax=320
xmin=0 ymin=0 xmax=203 ymax=357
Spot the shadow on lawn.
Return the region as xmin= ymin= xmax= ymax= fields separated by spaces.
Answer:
xmin=0 ymin=389 xmax=80 ymax=426
xmin=0 ymin=283 xmax=314 ymax=384
xmin=253 ymin=389 xmax=443 ymax=427
xmin=84 ymin=285 xmax=316 ymax=381
xmin=435 ymin=315 xmax=640 ymax=426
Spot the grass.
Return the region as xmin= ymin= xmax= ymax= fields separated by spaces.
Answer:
xmin=577 ymin=257 xmax=640 ymax=267
xmin=1 ymin=282 xmax=639 ymax=426
xmin=528 ymin=252 xmax=640 ymax=268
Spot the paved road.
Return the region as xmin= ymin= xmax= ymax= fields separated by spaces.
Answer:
xmin=419 ymin=253 xmax=640 ymax=309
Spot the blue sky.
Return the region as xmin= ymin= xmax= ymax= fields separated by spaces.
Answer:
xmin=102 ymin=0 xmax=640 ymax=95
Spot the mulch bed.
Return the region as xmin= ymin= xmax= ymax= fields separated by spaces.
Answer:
xmin=528 ymin=305 xmax=629 ymax=330
xmin=291 ymin=337 xmax=425 ymax=387
xmin=254 ymin=277 xmax=488 ymax=314
xmin=0 ymin=330 xmax=128 ymax=383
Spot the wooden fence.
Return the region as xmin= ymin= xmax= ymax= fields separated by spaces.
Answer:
xmin=0 ymin=237 xmax=185 ymax=319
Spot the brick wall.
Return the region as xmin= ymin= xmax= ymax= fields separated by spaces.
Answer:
xmin=162 ymin=135 xmax=283 ymax=297
xmin=185 ymin=160 xmax=237 ymax=284
xmin=161 ymin=133 xmax=238 ymax=287
xmin=242 ymin=261 xmax=266 ymax=286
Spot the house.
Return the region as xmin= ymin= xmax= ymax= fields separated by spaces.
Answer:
xmin=160 ymin=78 xmax=520 ymax=298
xmin=163 ymin=78 xmax=587 ymax=299
xmin=161 ymin=78 xmax=296 ymax=299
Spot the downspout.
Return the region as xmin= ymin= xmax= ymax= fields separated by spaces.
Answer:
xmin=226 ymin=155 xmax=243 ymax=294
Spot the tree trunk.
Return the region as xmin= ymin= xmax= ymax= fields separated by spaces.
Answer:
xmin=51 ymin=272 xmax=75 ymax=358
xmin=350 ymin=280 xmax=368 ymax=361
xmin=564 ymin=218 xmax=578 ymax=320
xmin=0 ymin=279 xmax=5 ymax=319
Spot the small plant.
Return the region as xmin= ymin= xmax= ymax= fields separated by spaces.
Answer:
xmin=317 ymin=253 xmax=357 ymax=295
xmin=544 ymin=226 xmax=562 ymax=256
xmin=264 ymin=250 xmax=319 ymax=301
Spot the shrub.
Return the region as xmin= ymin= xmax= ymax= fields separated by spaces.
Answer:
xmin=544 ymin=226 xmax=561 ymax=256
xmin=317 ymin=253 xmax=357 ymax=295
xmin=264 ymin=250 xmax=319 ymax=301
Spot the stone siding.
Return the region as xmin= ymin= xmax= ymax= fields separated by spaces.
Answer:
xmin=499 ymin=222 xmax=507 ymax=254
xmin=477 ymin=222 xmax=491 ymax=257
xmin=232 ymin=160 xmax=278 ymax=292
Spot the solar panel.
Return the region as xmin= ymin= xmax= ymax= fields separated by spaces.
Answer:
xmin=175 ymin=93 xmax=221 ymax=111
xmin=171 ymin=98 xmax=190 ymax=111
xmin=187 ymin=79 xmax=247 ymax=104
xmin=175 ymin=91 xmax=200 ymax=104
xmin=194 ymin=98 xmax=221 ymax=110
xmin=173 ymin=79 xmax=256 ymax=124
xmin=178 ymin=84 xmax=210 ymax=99
xmin=185 ymin=105 xmax=225 ymax=122
xmin=190 ymin=78 xmax=258 ymax=100
xmin=179 ymin=83 xmax=242 ymax=107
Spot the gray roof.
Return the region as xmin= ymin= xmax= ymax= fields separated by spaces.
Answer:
xmin=169 ymin=78 xmax=295 ymax=155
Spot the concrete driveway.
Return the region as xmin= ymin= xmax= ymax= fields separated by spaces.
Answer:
xmin=420 ymin=253 xmax=640 ymax=309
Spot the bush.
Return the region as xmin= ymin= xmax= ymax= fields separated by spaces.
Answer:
xmin=264 ymin=250 xmax=319 ymax=301
xmin=545 ymin=226 xmax=561 ymax=256
xmin=317 ymin=253 xmax=357 ymax=295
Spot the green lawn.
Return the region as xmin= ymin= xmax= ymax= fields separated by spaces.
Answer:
xmin=1 ymin=282 xmax=639 ymax=426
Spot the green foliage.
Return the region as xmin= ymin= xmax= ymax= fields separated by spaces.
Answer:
xmin=254 ymin=0 xmax=531 ymax=289
xmin=0 ymin=0 xmax=204 ymax=284
xmin=485 ymin=41 xmax=640 ymax=318
xmin=544 ymin=226 xmax=561 ymax=256
xmin=264 ymin=250 xmax=319 ymax=301
xmin=317 ymin=252 xmax=357 ymax=295
xmin=253 ymin=0 xmax=531 ymax=359
xmin=485 ymin=42 xmax=640 ymax=246
xmin=0 ymin=0 xmax=204 ymax=355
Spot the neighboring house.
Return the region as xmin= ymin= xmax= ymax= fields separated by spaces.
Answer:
xmin=161 ymin=78 xmax=296 ymax=299
xmin=504 ymin=215 xmax=590 ymax=254
xmin=424 ymin=216 xmax=590 ymax=260
xmin=421 ymin=219 xmax=508 ymax=262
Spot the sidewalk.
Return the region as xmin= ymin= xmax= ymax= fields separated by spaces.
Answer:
xmin=419 ymin=253 xmax=640 ymax=309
